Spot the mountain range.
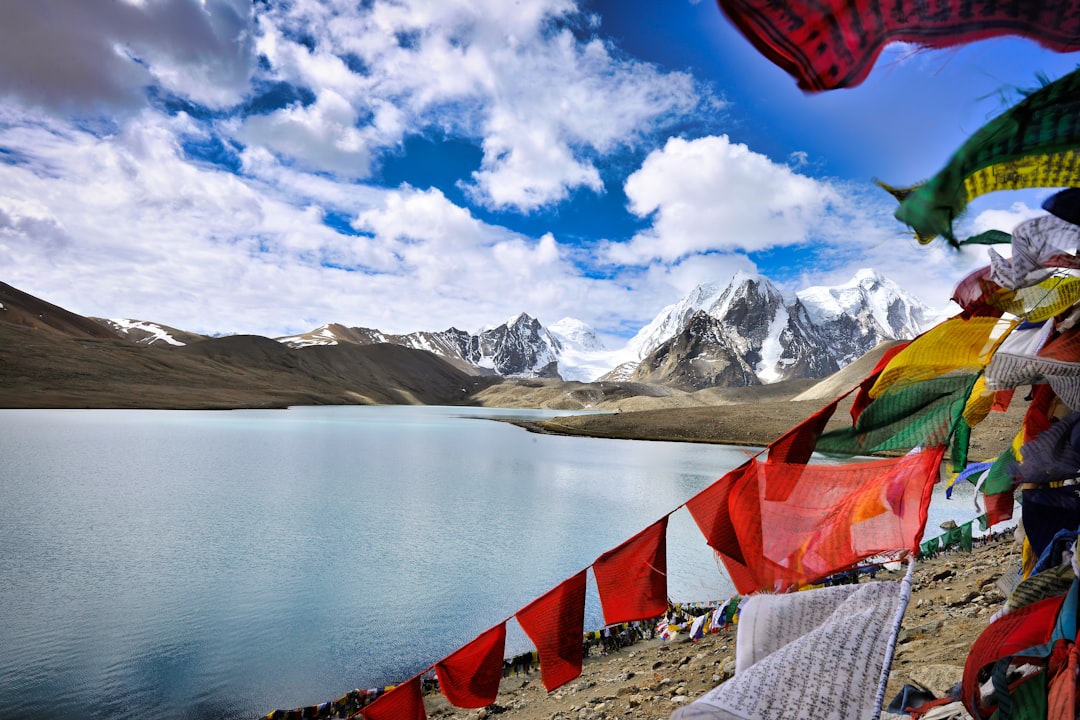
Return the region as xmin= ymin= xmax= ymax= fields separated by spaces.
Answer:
xmin=245 ymin=268 xmax=934 ymax=389
xmin=0 ymin=269 xmax=939 ymax=409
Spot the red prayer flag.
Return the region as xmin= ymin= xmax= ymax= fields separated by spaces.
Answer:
xmin=715 ymin=0 xmax=1080 ymax=91
xmin=768 ymin=397 xmax=841 ymax=465
xmin=434 ymin=624 xmax=506 ymax=709
xmin=593 ymin=518 xmax=669 ymax=625
xmin=360 ymin=676 xmax=426 ymax=720
xmin=685 ymin=461 xmax=758 ymax=591
xmin=515 ymin=570 xmax=587 ymax=692
xmin=690 ymin=449 xmax=943 ymax=594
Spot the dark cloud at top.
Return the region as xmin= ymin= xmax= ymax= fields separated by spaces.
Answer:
xmin=0 ymin=0 xmax=256 ymax=114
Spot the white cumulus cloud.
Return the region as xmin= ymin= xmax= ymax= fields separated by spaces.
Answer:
xmin=608 ymin=135 xmax=839 ymax=264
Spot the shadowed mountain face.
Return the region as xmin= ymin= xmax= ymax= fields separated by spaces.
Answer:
xmin=0 ymin=282 xmax=494 ymax=409
xmin=0 ymin=282 xmax=120 ymax=339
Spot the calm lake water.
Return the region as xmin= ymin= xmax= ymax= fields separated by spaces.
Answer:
xmin=0 ymin=406 xmax=984 ymax=720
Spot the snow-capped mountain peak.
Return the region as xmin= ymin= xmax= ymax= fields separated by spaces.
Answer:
xmin=548 ymin=317 xmax=606 ymax=352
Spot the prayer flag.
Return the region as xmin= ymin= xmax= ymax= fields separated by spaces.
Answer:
xmin=515 ymin=570 xmax=587 ymax=692
xmin=672 ymin=582 xmax=907 ymax=720
xmin=851 ymin=342 xmax=910 ymax=423
xmin=713 ymin=0 xmax=1080 ymax=91
xmin=767 ymin=397 xmax=841 ymax=465
xmin=886 ymin=68 xmax=1080 ymax=245
xmin=815 ymin=373 xmax=978 ymax=457
xmin=360 ymin=676 xmax=426 ymax=720
xmin=689 ymin=613 xmax=707 ymax=642
xmin=434 ymin=623 xmax=505 ymax=709
xmin=1016 ymin=411 xmax=1080 ymax=486
xmin=688 ymin=449 xmax=942 ymax=593
xmin=592 ymin=517 xmax=669 ymax=625
xmin=685 ymin=460 xmax=759 ymax=592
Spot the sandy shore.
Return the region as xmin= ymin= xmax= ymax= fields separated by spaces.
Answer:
xmin=422 ymin=535 xmax=1019 ymax=720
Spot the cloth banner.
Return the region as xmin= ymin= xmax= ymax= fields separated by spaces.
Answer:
xmin=767 ymin=396 xmax=842 ymax=465
xmin=360 ymin=677 xmax=426 ymax=720
xmin=869 ymin=316 xmax=1011 ymax=396
xmin=887 ymin=67 xmax=1080 ymax=245
xmin=1021 ymin=486 xmax=1080 ymax=563
xmin=940 ymin=521 xmax=974 ymax=553
xmin=670 ymin=582 xmax=904 ymax=720
xmin=1016 ymin=411 xmax=1080 ymax=485
xmin=687 ymin=449 xmax=941 ymax=593
xmin=434 ymin=623 xmax=505 ymax=709
xmin=515 ymin=570 xmax=587 ymax=692
xmin=987 ymin=215 xmax=1080 ymax=290
xmin=593 ymin=517 xmax=669 ymax=625
xmin=712 ymin=0 xmax=1080 ymax=92
xmin=815 ymin=373 xmax=978 ymax=457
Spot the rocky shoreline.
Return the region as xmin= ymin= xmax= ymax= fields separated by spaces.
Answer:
xmin=421 ymin=534 xmax=1019 ymax=720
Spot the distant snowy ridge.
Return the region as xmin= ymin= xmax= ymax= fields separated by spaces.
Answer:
xmin=276 ymin=268 xmax=936 ymax=386
xmin=93 ymin=318 xmax=202 ymax=347
xmin=624 ymin=269 xmax=935 ymax=389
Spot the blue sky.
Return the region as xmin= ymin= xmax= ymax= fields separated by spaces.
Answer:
xmin=1 ymin=0 xmax=1078 ymax=345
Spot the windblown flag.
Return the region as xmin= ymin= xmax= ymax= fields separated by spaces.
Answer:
xmin=672 ymin=582 xmax=906 ymax=720
xmin=714 ymin=0 xmax=1080 ymax=92
xmin=515 ymin=570 xmax=587 ymax=692
xmin=982 ymin=384 xmax=1060 ymax=524
xmin=592 ymin=517 xmax=669 ymax=625
xmin=884 ymin=67 xmax=1080 ymax=245
xmin=1015 ymin=411 xmax=1080 ymax=486
xmin=686 ymin=449 xmax=942 ymax=593
xmin=767 ymin=396 xmax=842 ymax=465
xmin=360 ymin=677 xmax=426 ymax=720
xmin=433 ymin=624 xmax=505 ymax=709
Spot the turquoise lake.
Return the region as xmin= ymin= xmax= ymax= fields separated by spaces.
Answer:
xmin=0 ymin=406 xmax=983 ymax=719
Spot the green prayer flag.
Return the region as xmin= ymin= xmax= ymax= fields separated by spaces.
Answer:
xmin=815 ymin=373 xmax=978 ymax=456
xmin=887 ymin=68 xmax=1080 ymax=246
xmin=959 ymin=229 xmax=1012 ymax=246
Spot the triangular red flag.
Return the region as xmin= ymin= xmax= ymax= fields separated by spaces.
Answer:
xmin=593 ymin=518 xmax=668 ymax=625
xmin=767 ymin=396 xmax=841 ymax=465
xmin=434 ymin=623 xmax=506 ymax=709
xmin=515 ymin=570 xmax=587 ymax=692
xmin=685 ymin=460 xmax=757 ymax=588
xmin=360 ymin=675 xmax=426 ymax=720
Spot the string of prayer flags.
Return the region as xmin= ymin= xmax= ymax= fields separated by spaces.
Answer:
xmin=433 ymin=624 xmax=506 ymax=709
xmin=885 ymin=67 xmax=1080 ymax=245
xmin=712 ymin=0 xmax=1080 ymax=91
xmin=359 ymin=676 xmax=426 ymax=720
xmin=515 ymin=570 xmax=587 ymax=692
xmin=593 ymin=517 xmax=669 ymax=625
